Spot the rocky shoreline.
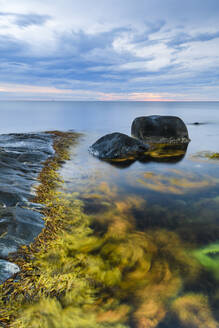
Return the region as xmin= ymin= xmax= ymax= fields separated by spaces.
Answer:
xmin=0 ymin=131 xmax=80 ymax=284
xmin=0 ymin=132 xmax=55 ymax=283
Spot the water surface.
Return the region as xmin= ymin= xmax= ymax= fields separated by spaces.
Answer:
xmin=0 ymin=101 xmax=219 ymax=327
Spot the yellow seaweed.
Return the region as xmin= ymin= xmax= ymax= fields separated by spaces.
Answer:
xmin=137 ymin=169 xmax=218 ymax=194
xmin=171 ymin=293 xmax=219 ymax=328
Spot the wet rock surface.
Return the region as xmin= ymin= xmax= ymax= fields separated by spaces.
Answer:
xmin=89 ymin=132 xmax=149 ymax=160
xmin=131 ymin=115 xmax=190 ymax=144
xmin=0 ymin=259 xmax=20 ymax=284
xmin=0 ymin=132 xmax=54 ymax=283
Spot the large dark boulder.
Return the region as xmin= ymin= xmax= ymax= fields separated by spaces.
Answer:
xmin=89 ymin=132 xmax=149 ymax=160
xmin=131 ymin=115 xmax=190 ymax=144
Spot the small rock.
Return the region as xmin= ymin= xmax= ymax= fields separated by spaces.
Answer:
xmin=89 ymin=132 xmax=149 ymax=160
xmin=0 ymin=259 xmax=20 ymax=284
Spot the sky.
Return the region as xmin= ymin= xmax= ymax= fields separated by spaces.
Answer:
xmin=0 ymin=0 xmax=219 ymax=101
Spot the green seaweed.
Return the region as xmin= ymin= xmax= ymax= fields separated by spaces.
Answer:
xmin=193 ymin=243 xmax=219 ymax=280
xmin=209 ymin=153 xmax=219 ymax=159
xmin=191 ymin=151 xmax=219 ymax=162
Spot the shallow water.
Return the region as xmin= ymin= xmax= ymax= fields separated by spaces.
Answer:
xmin=0 ymin=101 xmax=219 ymax=326
xmin=59 ymin=131 xmax=219 ymax=327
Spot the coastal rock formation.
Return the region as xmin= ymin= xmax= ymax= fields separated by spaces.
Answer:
xmin=89 ymin=132 xmax=149 ymax=160
xmin=131 ymin=115 xmax=190 ymax=144
xmin=0 ymin=132 xmax=54 ymax=264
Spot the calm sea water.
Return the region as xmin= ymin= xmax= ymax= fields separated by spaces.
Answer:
xmin=0 ymin=101 xmax=219 ymax=153
xmin=1 ymin=101 xmax=219 ymax=327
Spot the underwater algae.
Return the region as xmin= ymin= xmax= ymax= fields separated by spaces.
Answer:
xmin=171 ymin=293 xmax=218 ymax=328
xmin=137 ymin=169 xmax=219 ymax=195
xmin=191 ymin=151 xmax=219 ymax=162
xmin=209 ymin=153 xmax=219 ymax=159
xmin=193 ymin=243 xmax=219 ymax=280
xmin=2 ymin=197 xmax=200 ymax=328
xmin=0 ymin=132 xmax=218 ymax=328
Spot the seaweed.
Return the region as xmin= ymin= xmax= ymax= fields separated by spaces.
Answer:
xmin=191 ymin=151 xmax=219 ymax=162
xmin=0 ymin=131 xmax=218 ymax=328
xmin=171 ymin=293 xmax=219 ymax=328
xmin=137 ymin=169 xmax=219 ymax=194
xmin=193 ymin=243 xmax=219 ymax=280
xmin=208 ymin=153 xmax=219 ymax=160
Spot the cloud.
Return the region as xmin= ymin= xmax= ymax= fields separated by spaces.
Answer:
xmin=14 ymin=13 xmax=50 ymax=27
xmin=0 ymin=12 xmax=50 ymax=27
xmin=0 ymin=1 xmax=218 ymax=100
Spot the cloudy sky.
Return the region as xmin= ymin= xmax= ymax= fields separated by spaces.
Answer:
xmin=0 ymin=0 xmax=219 ymax=101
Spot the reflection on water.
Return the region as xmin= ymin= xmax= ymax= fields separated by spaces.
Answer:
xmin=98 ymin=142 xmax=189 ymax=168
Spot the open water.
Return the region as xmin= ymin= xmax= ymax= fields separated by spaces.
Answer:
xmin=0 ymin=101 xmax=219 ymax=327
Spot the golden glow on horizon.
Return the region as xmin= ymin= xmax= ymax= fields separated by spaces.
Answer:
xmin=0 ymin=83 xmax=176 ymax=101
xmin=99 ymin=92 xmax=174 ymax=101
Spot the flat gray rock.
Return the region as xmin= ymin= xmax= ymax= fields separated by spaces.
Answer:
xmin=89 ymin=132 xmax=149 ymax=160
xmin=0 ymin=132 xmax=54 ymax=283
xmin=0 ymin=259 xmax=19 ymax=284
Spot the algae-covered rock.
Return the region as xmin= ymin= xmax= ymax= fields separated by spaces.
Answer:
xmin=146 ymin=142 xmax=188 ymax=162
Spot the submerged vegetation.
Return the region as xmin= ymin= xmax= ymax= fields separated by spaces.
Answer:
xmin=193 ymin=243 xmax=219 ymax=280
xmin=137 ymin=169 xmax=219 ymax=195
xmin=0 ymin=131 xmax=218 ymax=328
xmin=191 ymin=151 xmax=219 ymax=162
xmin=208 ymin=153 xmax=219 ymax=159
xmin=171 ymin=293 xmax=218 ymax=328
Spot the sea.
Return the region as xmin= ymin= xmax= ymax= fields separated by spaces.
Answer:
xmin=0 ymin=101 xmax=219 ymax=327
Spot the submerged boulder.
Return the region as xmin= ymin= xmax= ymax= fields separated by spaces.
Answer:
xmin=131 ymin=115 xmax=190 ymax=144
xmin=89 ymin=132 xmax=149 ymax=160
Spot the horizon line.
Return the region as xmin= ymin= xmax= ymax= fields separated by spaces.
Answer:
xmin=0 ymin=99 xmax=219 ymax=102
